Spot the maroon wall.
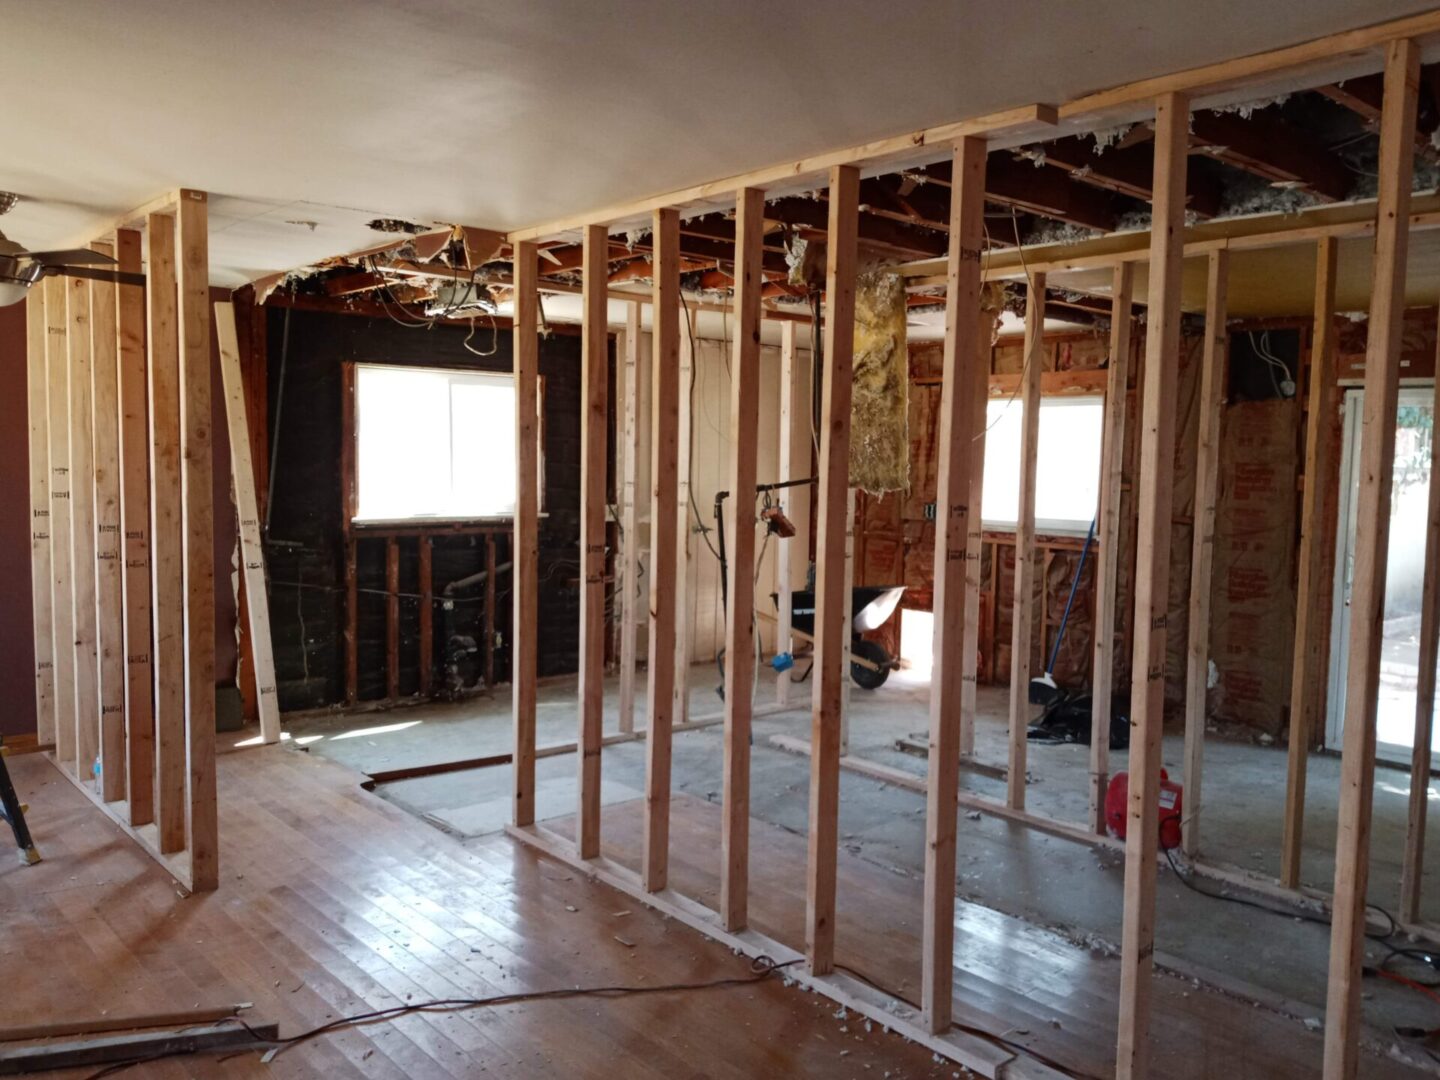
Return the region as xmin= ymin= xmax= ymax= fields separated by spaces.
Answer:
xmin=0 ymin=302 xmax=35 ymax=737
xmin=0 ymin=291 xmax=238 ymax=739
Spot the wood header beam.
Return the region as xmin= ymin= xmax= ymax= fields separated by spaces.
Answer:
xmin=506 ymin=103 xmax=1056 ymax=242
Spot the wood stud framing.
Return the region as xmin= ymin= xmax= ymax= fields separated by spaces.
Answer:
xmin=69 ymin=272 xmax=99 ymax=783
xmin=90 ymin=242 xmax=126 ymax=802
xmin=511 ymin=240 xmax=540 ymax=829
xmin=1281 ymin=236 xmax=1340 ymax=891
xmin=485 ymin=20 xmax=1440 ymax=1076
xmin=340 ymin=360 xmax=358 ymax=705
xmin=960 ymin=277 xmax=992 ymax=760
xmin=1116 ymin=90 xmax=1189 ymax=1080
xmin=674 ymin=311 xmax=694 ymax=730
xmin=39 ymin=29 xmax=1440 ymax=1080
xmin=922 ymin=136 xmax=986 ymax=1033
xmin=20 ymin=192 xmax=218 ymax=890
xmin=116 ymin=228 xmax=154 ymax=826
xmin=147 ymin=211 xmax=185 ymax=853
xmin=617 ymin=301 xmax=644 ymax=735
xmin=176 ymin=190 xmax=217 ymax=891
xmin=806 ymin=164 xmax=859 ymax=976
xmin=483 ymin=535 xmax=497 ymax=692
xmin=1006 ymin=270 xmax=1045 ymax=811
xmin=215 ymin=301 xmax=281 ymax=745
xmin=385 ymin=538 xmax=400 ymax=701
xmin=775 ymin=319 xmax=802 ymax=708
xmin=26 ymin=291 xmax=54 ymax=750
xmin=720 ymin=188 xmax=765 ymax=931
xmin=1181 ymin=249 xmax=1229 ymax=858
xmin=23 ymin=14 xmax=1356 ymax=1075
xmin=419 ymin=538 xmax=434 ymax=697
xmin=577 ymin=224 xmax=609 ymax=861
xmin=12 ymin=23 xmax=1434 ymax=1078
xmin=1089 ymin=261 xmax=1134 ymax=833
xmin=644 ymin=209 xmax=682 ymax=890
xmin=1324 ymin=40 xmax=1420 ymax=1080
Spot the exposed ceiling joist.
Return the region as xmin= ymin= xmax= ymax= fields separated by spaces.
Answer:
xmin=1315 ymin=63 xmax=1440 ymax=151
xmin=1034 ymin=136 xmax=1224 ymax=217
xmin=982 ymin=156 xmax=1121 ymax=231
xmin=323 ymin=270 xmax=390 ymax=297
xmin=919 ymin=157 xmax=1124 ymax=232
xmin=679 ymin=215 xmax=788 ymax=255
xmin=765 ymin=196 xmax=949 ymax=259
xmin=1189 ymin=110 xmax=1352 ymax=202
xmin=1314 ymin=75 xmax=1384 ymax=122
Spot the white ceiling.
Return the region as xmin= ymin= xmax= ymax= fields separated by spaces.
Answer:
xmin=1 ymin=0 xmax=1431 ymax=287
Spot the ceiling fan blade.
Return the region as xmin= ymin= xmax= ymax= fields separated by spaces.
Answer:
xmin=25 ymin=247 xmax=118 ymax=267
xmin=55 ymin=265 xmax=146 ymax=287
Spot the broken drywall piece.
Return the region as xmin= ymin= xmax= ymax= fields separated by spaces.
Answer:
xmin=1209 ymin=94 xmax=1290 ymax=120
xmin=1091 ymin=123 xmax=1135 ymax=155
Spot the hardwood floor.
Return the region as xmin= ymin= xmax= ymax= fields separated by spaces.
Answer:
xmin=0 ymin=746 xmax=948 ymax=1078
xmin=4 ymin=740 xmax=1432 ymax=1079
xmin=544 ymin=793 xmax=1432 ymax=1080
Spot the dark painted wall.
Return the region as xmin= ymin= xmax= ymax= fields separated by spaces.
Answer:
xmin=1 ymin=302 xmax=34 ymax=737
xmin=262 ymin=307 xmax=586 ymax=710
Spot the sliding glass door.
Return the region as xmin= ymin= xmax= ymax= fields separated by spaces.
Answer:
xmin=1327 ymin=386 xmax=1437 ymax=766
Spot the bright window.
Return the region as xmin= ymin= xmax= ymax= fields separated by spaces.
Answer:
xmin=354 ymin=364 xmax=518 ymax=522
xmin=981 ymin=395 xmax=1103 ymax=534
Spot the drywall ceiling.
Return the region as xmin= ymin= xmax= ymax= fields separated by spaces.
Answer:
xmin=1042 ymin=227 xmax=1440 ymax=318
xmin=2 ymin=0 xmax=1434 ymax=287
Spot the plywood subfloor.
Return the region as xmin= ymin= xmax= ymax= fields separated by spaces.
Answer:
xmin=0 ymin=747 xmax=948 ymax=1079
xmin=544 ymin=793 xmax=1430 ymax=1080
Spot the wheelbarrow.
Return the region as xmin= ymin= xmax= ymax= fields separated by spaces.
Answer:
xmin=710 ymin=477 xmax=902 ymax=694
xmin=781 ymin=585 xmax=905 ymax=689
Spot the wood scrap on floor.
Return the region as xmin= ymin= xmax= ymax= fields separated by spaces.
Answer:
xmin=0 ymin=1021 xmax=278 ymax=1075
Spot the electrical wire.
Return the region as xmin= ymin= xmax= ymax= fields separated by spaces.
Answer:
xmin=83 ymin=956 xmax=805 ymax=1078
xmin=1247 ymin=330 xmax=1294 ymax=398
xmin=463 ymin=313 xmax=500 ymax=357
xmin=1162 ymin=846 xmax=1397 ymax=941
xmin=973 ymin=207 xmax=1039 ymax=440
xmin=680 ymin=296 xmax=723 ymax=563
xmin=1159 ymin=850 xmax=1440 ymax=1048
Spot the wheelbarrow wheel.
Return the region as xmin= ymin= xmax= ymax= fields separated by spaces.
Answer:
xmin=850 ymin=639 xmax=890 ymax=690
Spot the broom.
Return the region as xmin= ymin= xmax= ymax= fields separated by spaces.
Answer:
xmin=1030 ymin=515 xmax=1096 ymax=706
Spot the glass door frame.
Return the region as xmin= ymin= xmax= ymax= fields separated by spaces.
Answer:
xmin=1325 ymin=383 xmax=1436 ymax=766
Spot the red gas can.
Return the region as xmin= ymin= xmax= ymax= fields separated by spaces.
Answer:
xmin=1105 ymin=769 xmax=1183 ymax=850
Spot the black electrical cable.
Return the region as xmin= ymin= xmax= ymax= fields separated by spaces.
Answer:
xmin=680 ymin=297 xmax=723 ymax=563
xmin=1162 ymin=846 xmax=1398 ymax=941
xmin=85 ymin=956 xmax=804 ymax=1078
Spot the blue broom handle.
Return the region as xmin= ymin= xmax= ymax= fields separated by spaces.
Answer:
xmin=1046 ymin=515 xmax=1097 ymax=675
